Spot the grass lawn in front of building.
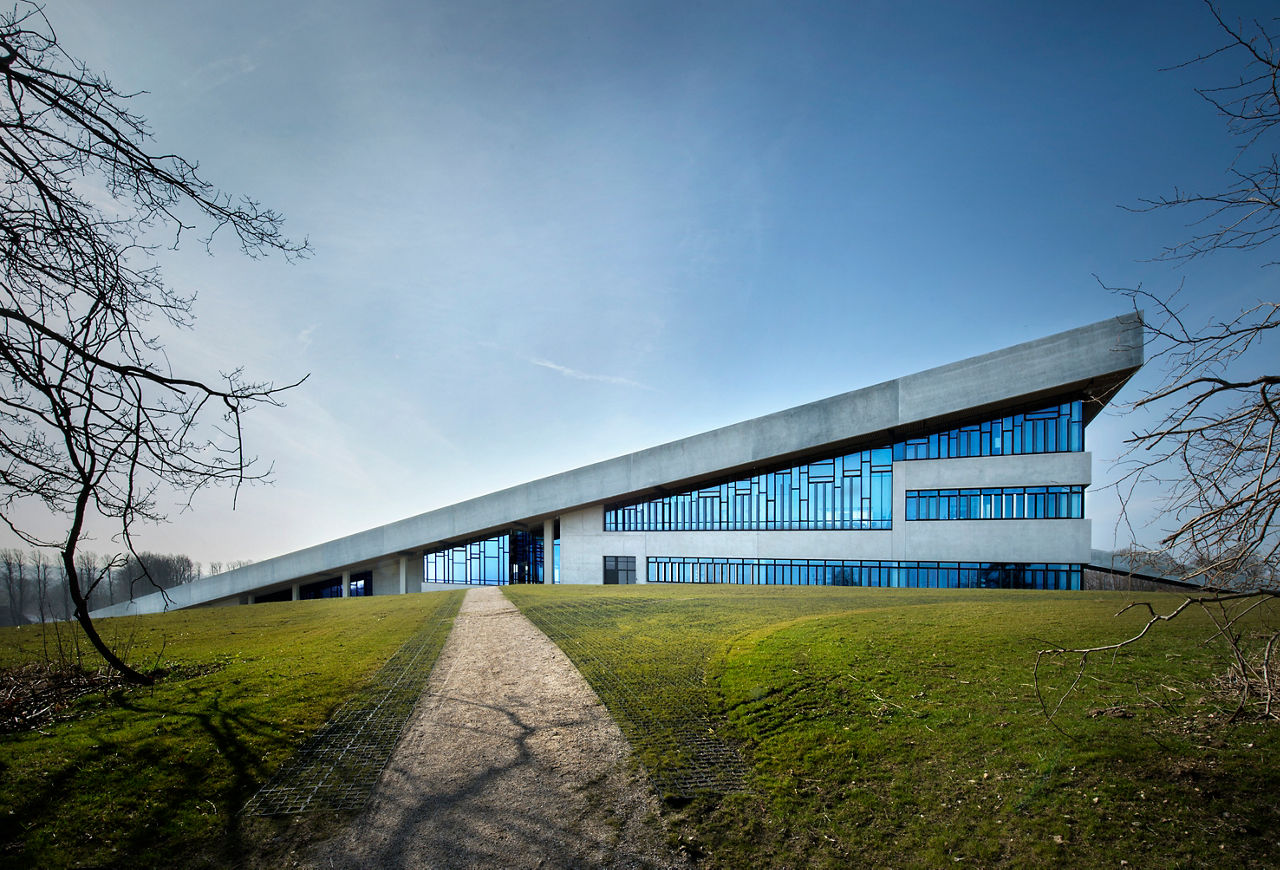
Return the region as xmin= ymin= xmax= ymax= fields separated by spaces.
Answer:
xmin=506 ymin=584 xmax=1280 ymax=868
xmin=0 ymin=591 xmax=463 ymax=869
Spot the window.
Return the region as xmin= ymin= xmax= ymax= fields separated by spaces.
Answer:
xmin=604 ymin=556 xmax=637 ymax=585
xmin=604 ymin=448 xmax=892 ymax=532
xmin=646 ymin=557 xmax=1081 ymax=590
xmin=425 ymin=529 xmax=550 ymax=585
xmin=893 ymin=401 xmax=1083 ymax=461
xmin=905 ymin=485 xmax=1084 ymax=520
xmin=300 ymin=577 xmax=343 ymax=599
xmin=602 ymin=401 xmax=1086 ymax=533
xmin=349 ymin=570 xmax=372 ymax=596
xmin=298 ymin=571 xmax=373 ymax=599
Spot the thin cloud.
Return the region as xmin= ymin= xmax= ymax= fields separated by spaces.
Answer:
xmin=296 ymin=324 xmax=317 ymax=351
xmin=529 ymin=357 xmax=652 ymax=390
xmin=183 ymin=53 xmax=257 ymax=93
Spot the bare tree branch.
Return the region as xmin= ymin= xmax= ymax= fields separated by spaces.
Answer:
xmin=1036 ymin=592 xmax=1280 ymax=728
xmin=1127 ymin=3 xmax=1280 ymax=264
xmin=0 ymin=3 xmax=307 ymax=683
xmin=1067 ymin=4 xmax=1280 ymax=729
xmin=1111 ymin=289 xmax=1280 ymax=584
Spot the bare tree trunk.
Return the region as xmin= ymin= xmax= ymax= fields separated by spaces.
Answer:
xmin=62 ymin=488 xmax=152 ymax=685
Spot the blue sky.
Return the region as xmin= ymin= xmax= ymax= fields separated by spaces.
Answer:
xmin=17 ymin=0 xmax=1277 ymax=565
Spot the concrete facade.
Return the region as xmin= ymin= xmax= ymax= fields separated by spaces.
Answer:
xmin=91 ymin=313 xmax=1143 ymax=616
xmin=556 ymin=450 xmax=1093 ymax=584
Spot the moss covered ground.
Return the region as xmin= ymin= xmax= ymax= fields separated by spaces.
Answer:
xmin=0 ymin=591 xmax=463 ymax=869
xmin=505 ymin=584 xmax=1280 ymax=868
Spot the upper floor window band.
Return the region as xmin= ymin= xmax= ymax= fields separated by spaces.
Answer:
xmin=604 ymin=447 xmax=892 ymax=532
xmin=892 ymin=401 xmax=1083 ymax=461
xmin=603 ymin=401 xmax=1085 ymax=533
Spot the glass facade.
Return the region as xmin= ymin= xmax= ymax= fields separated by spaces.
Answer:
xmin=416 ymin=402 xmax=1089 ymax=590
xmin=892 ymin=401 xmax=1082 ymax=461
xmin=905 ymin=485 xmax=1084 ymax=521
xmin=425 ymin=529 xmax=551 ymax=585
xmin=604 ymin=447 xmax=893 ymax=532
xmin=647 ymin=557 xmax=1080 ymax=590
xmin=299 ymin=570 xmax=372 ymax=599
xmin=603 ymin=402 xmax=1083 ymax=533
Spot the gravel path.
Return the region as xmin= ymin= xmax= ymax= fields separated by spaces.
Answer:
xmin=307 ymin=587 xmax=691 ymax=870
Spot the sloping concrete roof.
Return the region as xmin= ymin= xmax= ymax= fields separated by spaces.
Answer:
xmin=94 ymin=312 xmax=1144 ymax=616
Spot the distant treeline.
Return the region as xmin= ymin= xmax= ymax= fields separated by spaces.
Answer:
xmin=0 ymin=550 xmax=253 ymax=627
xmin=1110 ymin=546 xmax=1276 ymax=590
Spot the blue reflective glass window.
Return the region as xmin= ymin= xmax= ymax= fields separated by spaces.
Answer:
xmin=905 ymin=485 xmax=1084 ymax=521
xmin=425 ymin=531 xmax=520 ymax=585
xmin=603 ymin=402 xmax=1086 ymax=532
xmin=890 ymin=402 xmax=1082 ymax=463
xmin=603 ymin=444 xmax=896 ymax=531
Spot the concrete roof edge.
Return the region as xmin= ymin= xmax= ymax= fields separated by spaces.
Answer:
xmin=93 ymin=313 xmax=1144 ymax=617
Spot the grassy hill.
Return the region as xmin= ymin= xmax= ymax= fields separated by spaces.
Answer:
xmin=2 ymin=586 xmax=1276 ymax=868
xmin=506 ymin=585 xmax=1280 ymax=868
xmin=0 ymin=592 xmax=462 ymax=869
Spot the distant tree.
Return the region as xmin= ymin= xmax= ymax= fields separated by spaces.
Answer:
xmin=31 ymin=550 xmax=69 ymax=624
xmin=75 ymin=551 xmax=108 ymax=610
xmin=112 ymin=552 xmax=201 ymax=601
xmin=1 ymin=548 xmax=31 ymax=626
xmin=0 ymin=4 xmax=305 ymax=682
xmin=1041 ymin=3 xmax=1279 ymax=722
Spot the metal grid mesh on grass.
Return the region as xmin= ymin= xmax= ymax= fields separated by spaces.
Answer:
xmin=514 ymin=596 xmax=748 ymax=797
xmin=243 ymin=592 xmax=463 ymax=815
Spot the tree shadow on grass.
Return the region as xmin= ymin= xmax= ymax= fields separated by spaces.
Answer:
xmin=0 ymin=683 xmax=294 ymax=870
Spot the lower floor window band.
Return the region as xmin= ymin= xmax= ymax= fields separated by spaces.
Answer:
xmin=646 ymin=557 xmax=1081 ymax=590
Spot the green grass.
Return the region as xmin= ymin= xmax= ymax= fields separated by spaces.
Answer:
xmin=0 ymin=591 xmax=464 ymax=870
xmin=505 ymin=585 xmax=1280 ymax=868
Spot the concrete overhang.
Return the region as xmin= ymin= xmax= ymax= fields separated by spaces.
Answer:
xmin=93 ymin=312 xmax=1144 ymax=616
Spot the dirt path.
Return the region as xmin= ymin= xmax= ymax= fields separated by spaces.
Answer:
xmin=307 ymin=586 xmax=691 ymax=870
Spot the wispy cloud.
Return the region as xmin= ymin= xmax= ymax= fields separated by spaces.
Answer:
xmin=296 ymin=324 xmax=317 ymax=351
xmin=183 ymin=53 xmax=257 ymax=93
xmin=529 ymin=357 xmax=652 ymax=390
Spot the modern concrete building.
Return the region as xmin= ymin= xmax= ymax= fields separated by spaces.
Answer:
xmin=93 ymin=313 xmax=1144 ymax=616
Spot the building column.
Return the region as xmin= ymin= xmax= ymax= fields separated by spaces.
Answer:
xmin=399 ymin=555 xmax=408 ymax=595
xmin=342 ymin=569 xmax=351 ymax=598
xmin=291 ymin=583 xmax=300 ymax=601
xmin=543 ymin=518 xmax=554 ymax=585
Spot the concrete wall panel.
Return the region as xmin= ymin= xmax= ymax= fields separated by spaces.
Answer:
xmin=899 ymin=520 xmax=1091 ymax=563
xmin=895 ymin=452 xmax=1092 ymax=490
